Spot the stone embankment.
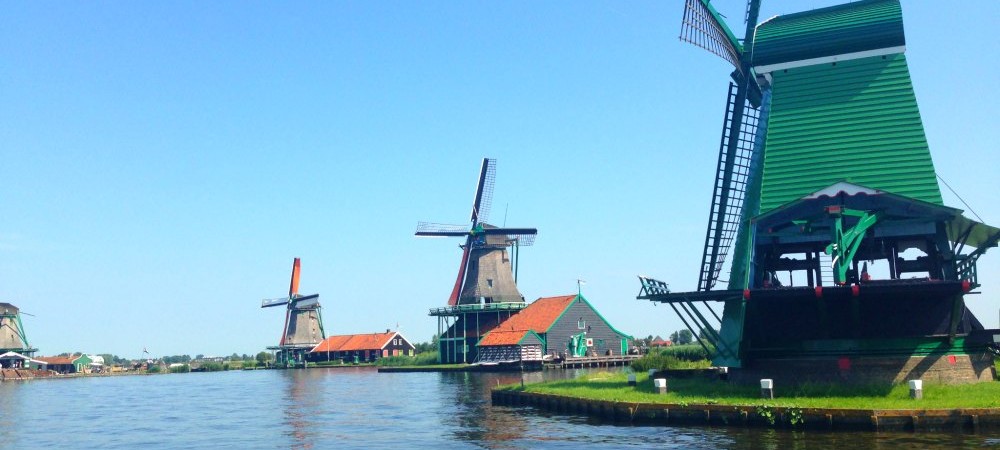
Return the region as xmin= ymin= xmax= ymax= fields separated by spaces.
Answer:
xmin=491 ymin=389 xmax=1000 ymax=432
xmin=1 ymin=369 xmax=55 ymax=381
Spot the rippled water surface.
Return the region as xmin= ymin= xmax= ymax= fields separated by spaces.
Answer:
xmin=1 ymin=368 xmax=998 ymax=448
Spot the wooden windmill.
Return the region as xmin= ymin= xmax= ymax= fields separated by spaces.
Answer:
xmin=416 ymin=158 xmax=538 ymax=363
xmin=261 ymin=258 xmax=325 ymax=368
xmin=0 ymin=302 xmax=37 ymax=359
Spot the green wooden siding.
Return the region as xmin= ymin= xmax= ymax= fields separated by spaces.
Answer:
xmin=753 ymin=0 xmax=904 ymax=66
xmin=759 ymin=53 xmax=942 ymax=212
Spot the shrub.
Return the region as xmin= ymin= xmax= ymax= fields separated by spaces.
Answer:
xmin=375 ymin=352 xmax=439 ymax=367
xmin=169 ymin=364 xmax=190 ymax=374
xmin=631 ymin=344 xmax=714 ymax=371
xmin=148 ymin=366 xmax=161 ymax=373
xmin=201 ymin=362 xmax=224 ymax=372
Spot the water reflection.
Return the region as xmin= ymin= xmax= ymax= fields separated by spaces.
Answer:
xmin=281 ymin=369 xmax=328 ymax=448
xmin=439 ymin=371 xmax=529 ymax=447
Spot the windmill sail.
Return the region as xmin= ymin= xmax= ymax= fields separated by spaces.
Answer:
xmin=471 ymin=158 xmax=496 ymax=226
xmin=680 ymin=0 xmax=743 ymax=70
xmin=698 ymin=83 xmax=761 ymax=291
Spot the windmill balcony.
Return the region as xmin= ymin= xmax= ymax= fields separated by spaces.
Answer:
xmin=428 ymin=302 xmax=526 ymax=317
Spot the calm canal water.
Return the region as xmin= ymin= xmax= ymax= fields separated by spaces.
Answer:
xmin=1 ymin=367 xmax=998 ymax=448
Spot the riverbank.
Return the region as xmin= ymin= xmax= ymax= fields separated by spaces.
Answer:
xmin=492 ymin=371 xmax=1000 ymax=431
xmin=378 ymin=364 xmax=500 ymax=373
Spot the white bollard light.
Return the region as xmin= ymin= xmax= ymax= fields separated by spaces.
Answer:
xmin=627 ymin=373 xmax=637 ymax=386
xmin=909 ymin=379 xmax=923 ymax=399
xmin=654 ymin=378 xmax=668 ymax=394
xmin=760 ymin=379 xmax=774 ymax=399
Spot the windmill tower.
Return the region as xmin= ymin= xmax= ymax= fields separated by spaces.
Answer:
xmin=261 ymin=258 xmax=325 ymax=368
xmin=638 ymin=0 xmax=1000 ymax=383
xmin=0 ymin=303 xmax=37 ymax=359
xmin=416 ymin=158 xmax=537 ymax=363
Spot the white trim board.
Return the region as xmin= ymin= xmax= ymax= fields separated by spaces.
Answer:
xmin=753 ymin=45 xmax=906 ymax=74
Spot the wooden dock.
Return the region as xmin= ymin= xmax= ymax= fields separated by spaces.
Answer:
xmin=549 ymin=355 xmax=640 ymax=369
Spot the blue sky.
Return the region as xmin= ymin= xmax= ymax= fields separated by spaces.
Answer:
xmin=2 ymin=1 xmax=997 ymax=358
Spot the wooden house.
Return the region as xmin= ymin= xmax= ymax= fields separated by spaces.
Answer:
xmin=650 ymin=336 xmax=672 ymax=348
xmin=476 ymin=294 xmax=632 ymax=363
xmin=37 ymin=354 xmax=93 ymax=374
xmin=309 ymin=330 xmax=415 ymax=363
xmin=475 ymin=330 xmax=545 ymax=364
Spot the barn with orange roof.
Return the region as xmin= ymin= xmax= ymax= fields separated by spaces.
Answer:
xmin=476 ymin=294 xmax=632 ymax=364
xmin=309 ymin=330 xmax=415 ymax=363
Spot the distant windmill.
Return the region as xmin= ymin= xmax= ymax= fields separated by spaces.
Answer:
xmin=0 ymin=302 xmax=37 ymax=358
xmin=416 ymin=158 xmax=538 ymax=364
xmin=416 ymin=158 xmax=537 ymax=306
xmin=261 ymin=258 xmax=325 ymax=367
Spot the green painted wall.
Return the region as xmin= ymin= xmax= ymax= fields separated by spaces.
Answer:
xmin=759 ymin=53 xmax=942 ymax=212
xmin=753 ymin=0 xmax=904 ymax=66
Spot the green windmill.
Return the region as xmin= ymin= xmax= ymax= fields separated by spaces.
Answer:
xmin=640 ymin=0 xmax=1000 ymax=383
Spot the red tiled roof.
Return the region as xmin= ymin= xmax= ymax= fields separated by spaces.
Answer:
xmin=492 ymin=295 xmax=576 ymax=334
xmin=311 ymin=332 xmax=403 ymax=353
xmin=478 ymin=330 xmax=532 ymax=347
xmin=37 ymin=356 xmax=77 ymax=365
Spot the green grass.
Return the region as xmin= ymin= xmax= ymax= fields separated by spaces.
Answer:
xmin=200 ymin=362 xmax=225 ymax=372
xmin=375 ymin=352 xmax=439 ymax=367
xmin=505 ymin=372 xmax=1000 ymax=409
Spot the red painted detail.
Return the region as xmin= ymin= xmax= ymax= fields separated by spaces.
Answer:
xmin=743 ymin=289 xmax=751 ymax=300
xmin=851 ymin=284 xmax=860 ymax=297
xmin=279 ymin=309 xmax=291 ymax=346
xmin=962 ymin=280 xmax=971 ymax=292
xmin=448 ymin=244 xmax=471 ymax=306
xmin=826 ymin=205 xmax=842 ymax=214
xmin=837 ymin=356 xmax=851 ymax=371
xmin=948 ymin=355 xmax=957 ymax=365
xmin=289 ymin=258 xmax=301 ymax=297
xmin=814 ymin=287 xmax=823 ymax=298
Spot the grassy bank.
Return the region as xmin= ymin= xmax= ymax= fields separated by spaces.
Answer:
xmin=375 ymin=352 xmax=439 ymax=367
xmin=503 ymin=371 xmax=1000 ymax=409
xmin=630 ymin=344 xmax=713 ymax=372
xmin=309 ymin=352 xmax=445 ymax=368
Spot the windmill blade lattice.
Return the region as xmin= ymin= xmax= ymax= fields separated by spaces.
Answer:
xmin=680 ymin=0 xmax=742 ymax=70
xmin=477 ymin=227 xmax=537 ymax=247
xmin=471 ymin=158 xmax=496 ymax=226
xmin=415 ymin=222 xmax=471 ymax=237
xmin=698 ymin=82 xmax=761 ymax=291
